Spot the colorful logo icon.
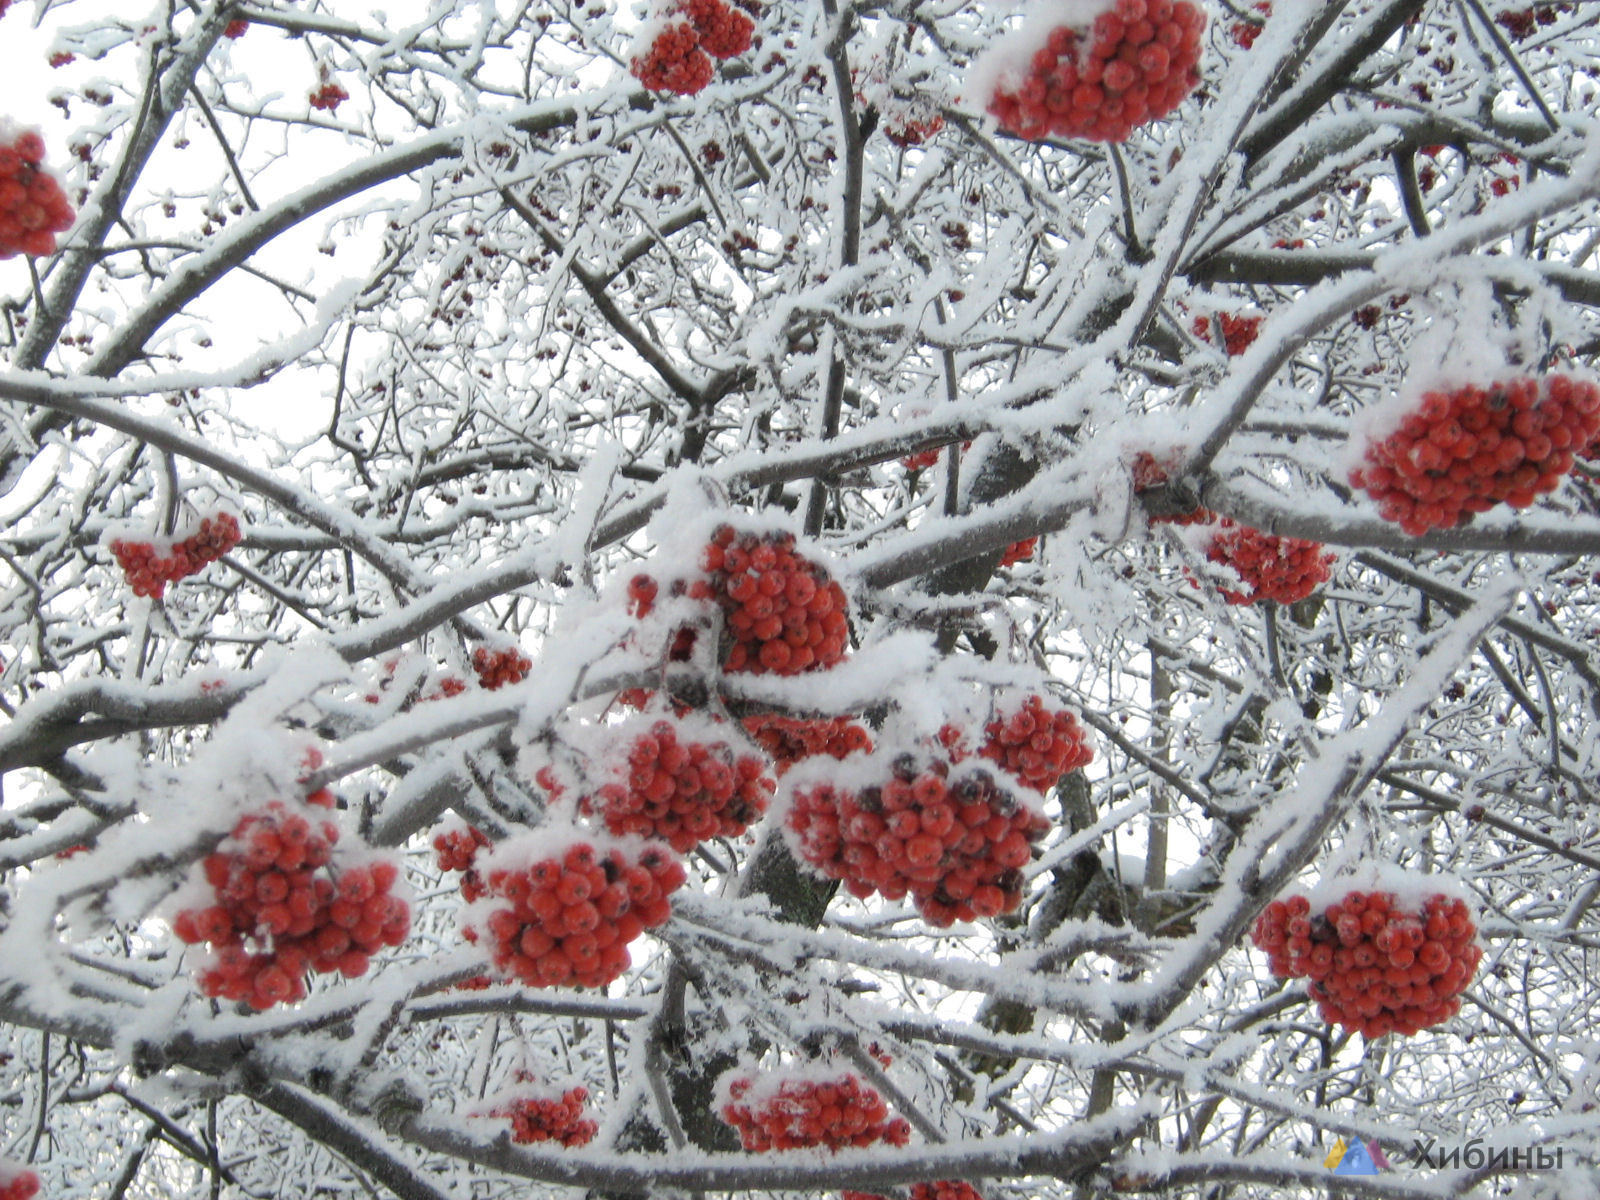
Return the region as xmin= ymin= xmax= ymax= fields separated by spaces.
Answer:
xmin=1325 ymin=1137 xmax=1388 ymax=1175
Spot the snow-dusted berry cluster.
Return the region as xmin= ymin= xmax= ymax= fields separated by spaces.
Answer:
xmin=1348 ymin=375 xmax=1600 ymax=536
xmin=986 ymin=0 xmax=1206 ymax=143
xmin=173 ymin=798 xmax=410 ymax=1009
xmin=0 ymin=1163 xmax=39 ymax=1200
xmin=464 ymin=836 xmax=686 ymax=989
xmin=631 ymin=0 xmax=754 ymax=96
xmin=718 ymin=1070 xmax=911 ymax=1152
xmin=1229 ymin=1 xmax=1271 ymax=48
xmin=309 ymin=82 xmax=348 ymax=111
xmin=944 ymin=693 xmax=1094 ymax=794
xmin=483 ymin=1080 xmax=599 ymax=1146
xmin=109 ymin=512 xmax=241 ymax=599
xmin=1192 ymin=312 xmax=1262 ymax=356
xmin=702 ymin=526 xmax=851 ymax=674
xmin=786 ymin=751 xmax=1048 ymax=927
xmin=433 ymin=823 xmax=492 ymax=901
xmin=999 ymin=537 xmax=1038 ymax=568
xmin=1252 ymin=888 xmax=1482 ymax=1038
xmin=584 ymin=718 xmax=775 ymax=852
xmin=1203 ymin=518 xmax=1335 ymax=606
xmin=742 ymin=713 xmax=873 ymax=776
xmin=472 ymin=645 xmax=531 ymax=690
xmin=0 ymin=127 xmax=74 ymax=259
xmin=846 ymin=1182 xmax=985 ymax=1200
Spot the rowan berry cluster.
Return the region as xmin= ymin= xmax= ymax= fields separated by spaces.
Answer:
xmin=1192 ymin=312 xmax=1262 ymax=356
xmin=465 ymin=837 xmax=687 ymax=989
xmin=224 ymin=18 xmax=249 ymax=37
xmin=1229 ymin=1 xmax=1271 ymax=48
xmin=172 ymin=801 xmax=410 ymax=1009
xmin=433 ymin=823 xmax=491 ymax=901
xmin=0 ymin=1163 xmax=39 ymax=1200
xmin=109 ymin=513 xmax=241 ymax=599
xmin=485 ymin=1084 xmax=599 ymax=1147
xmin=1252 ymin=888 xmax=1483 ymax=1038
xmin=700 ymin=525 xmax=852 ymax=675
xmin=1203 ymin=518 xmax=1335 ymax=605
xmin=948 ymin=693 xmax=1094 ymax=794
xmin=584 ymin=719 xmax=775 ymax=853
xmin=986 ymin=0 xmax=1206 ymax=143
xmin=0 ymin=128 xmax=75 ymax=259
xmin=309 ymin=82 xmax=348 ymax=111
xmin=741 ymin=713 xmax=873 ymax=775
xmin=845 ymin=1182 xmax=985 ymax=1200
xmin=885 ymin=115 xmax=945 ymax=147
xmin=718 ymin=1070 xmax=911 ymax=1152
xmin=632 ymin=0 xmax=754 ymax=95
xmin=472 ymin=645 xmax=531 ymax=690
xmin=901 ymin=447 xmax=942 ymax=471
xmin=786 ymin=753 xmax=1047 ymax=927
xmin=1348 ymin=375 xmax=1600 ymax=536
xmin=1495 ymin=3 xmax=1573 ymax=40
xmin=999 ymin=537 xmax=1037 ymax=567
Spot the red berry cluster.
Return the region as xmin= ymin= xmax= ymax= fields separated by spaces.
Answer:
xmin=1252 ymin=889 xmax=1483 ymax=1038
xmin=1496 ymin=3 xmax=1573 ymax=40
xmin=466 ymin=838 xmax=687 ymax=989
xmin=585 ymin=719 xmax=775 ymax=853
xmin=224 ymin=18 xmax=249 ymax=37
xmin=885 ymin=115 xmax=945 ymax=147
xmin=999 ymin=537 xmax=1038 ymax=567
xmin=970 ymin=694 xmax=1094 ymax=794
xmin=718 ymin=1071 xmax=911 ymax=1152
xmin=901 ymin=447 xmax=942 ymax=471
xmin=0 ymin=1163 xmax=39 ymax=1200
xmin=310 ymin=82 xmax=348 ymax=111
xmin=485 ymin=1083 xmax=599 ymax=1147
xmin=1229 ymin=1 xmax=1271 ymax=48
xmin=0 ymin=128 xmax=74 ymax=259
xmin=701 ymin=525 xmax=851 ymax=675
xmin=173 ymin=802 xmax=410 ymax=1009
xmin=433 ymin=823 xmax=492 ymax=901
xmin=1192 ymin=312 xmax=1262 ymax=356
xmin=1203 ymin=518 xmax=1334 ymax=605
xmin=987 ymin=0 xmax=1206 ymax=143
xmin=786 ymin=754 xmax=1047 ymax=927
xmin=1348 ymin=375 xmax=1600 ymax=535
xmin=742 ymin=714 xmax=873 ymax=776
xmin=846 ymin=1182 xmax=985 ymax=1200
xmin=472 ymin=645 xmax=531 ymax=690
xmin=109 ymin=513 xmax=241 ymax=599
xmin=632 ymin=0 xmax=753 ymax=95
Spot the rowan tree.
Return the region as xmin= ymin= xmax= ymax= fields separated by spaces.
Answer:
xmin=2 ymin=1 xmax=1600 ymax=1198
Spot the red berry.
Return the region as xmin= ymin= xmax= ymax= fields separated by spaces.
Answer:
xmin=717 ymin=1068 xmax=911 ymax=1153
xmin=1352 ymin=375 xmax=1600 ymax=535
xmin=1202 ymin=518 xmax=1334 ymax=605
xmin=0 ymin=127 xmax=77 ymax=260
xmin=471 ymin=644 xmax=532 ymax=690
xmin=986 ymin=0 xmax=1206 ymax=143
xmin=632 ymin=23 xmax=715 ymax=95
xmin=483 ymin=1082 xmax=599 ymax=1147
xmin=1251 ymin=884 xmax=1481 ymax=1037
xmin=583 ymin=717 xmax=776 ymax=853
xmin=784 ymin=747 xmax=1048 ymax=927
xmin=309 ymin=82 xmax=349 ymax=111
xmin=742 ymin=714 xmax=873 ymax=776
xmin=465 ymin=833 xmax=687 ymax=989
